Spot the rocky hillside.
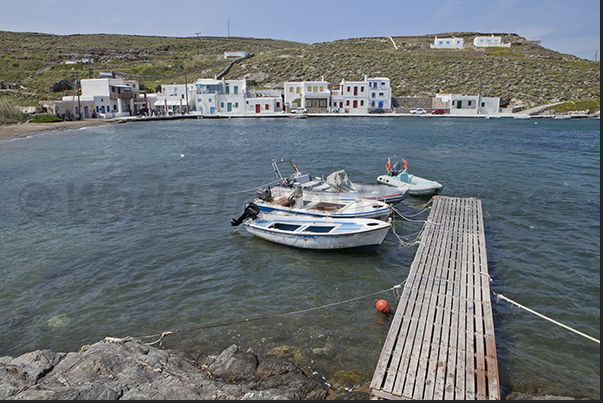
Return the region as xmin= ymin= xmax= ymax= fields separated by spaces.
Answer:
xmin=0 ymin=30 xmax=599 ymax=110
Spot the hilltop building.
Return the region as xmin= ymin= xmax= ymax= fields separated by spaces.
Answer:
xmin=430 ymin=36 xmax=465 ymax=49
xmin=473 ymin=35 xmax=511 ymax=48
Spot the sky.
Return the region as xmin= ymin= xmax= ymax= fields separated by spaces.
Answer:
xmin=1 ymin=0 xmax=600 ymax=61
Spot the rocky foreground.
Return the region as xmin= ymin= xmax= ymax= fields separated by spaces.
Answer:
xmin=0 ymin=337 xmax=368 ymax=400
xmin=0 ymin=337 xmax=593 ymax=400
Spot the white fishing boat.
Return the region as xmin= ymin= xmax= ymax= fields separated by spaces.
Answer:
xmin=254 ymin=186 xmax=391 ymax=220
xmin=231 ymin=202 xmax=391 ymax=251
xmin=270 ymin=159 xmax=410 ymax=204
xmin=553 ymin=114 xmax=571 ymax=120
xmin=376 ymin=156 xmax=443 ymax=196
xmin=513 ymin=114 xmax=531 ymax=120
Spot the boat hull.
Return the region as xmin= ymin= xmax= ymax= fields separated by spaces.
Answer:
xmin=377 ymin=174 xmax=443 ymax=196
xmin=261 ymin=191 xmax=392 ymax=220
xmin=272 ymin=184 xmax=409 ymax=204
xmin=243 ymin=215 xmax=391 ymax=250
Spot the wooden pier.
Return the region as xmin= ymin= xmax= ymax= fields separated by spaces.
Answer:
xmin=370 ymin=196 xmax=500 ymax=400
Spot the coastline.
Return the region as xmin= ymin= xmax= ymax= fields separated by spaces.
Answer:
xmin=0 ymin=119 xmax=118 ymax=143
xmin=2 ymin=110 xmax=598 ymax=143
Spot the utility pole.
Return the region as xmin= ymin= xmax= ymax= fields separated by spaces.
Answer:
xmin=76 ymin=72 xmax=82 ymax=120
xmin=184 ymin=73 xmax=188 ymax=115
xmin=228 ymin=20 xmax=230 ymax=39
xmin=195 ymin=32 xmax=201 ymax=55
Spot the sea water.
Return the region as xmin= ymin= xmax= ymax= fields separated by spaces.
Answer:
xmin=0 ymin=117 xmax=599 ymax=398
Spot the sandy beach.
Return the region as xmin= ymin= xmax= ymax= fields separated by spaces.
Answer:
xmin=0 ymin=119 xmax=119 ymax=143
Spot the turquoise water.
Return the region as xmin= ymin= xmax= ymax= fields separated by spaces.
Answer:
xmin=0 ymin=117 xmax=599 ymax=398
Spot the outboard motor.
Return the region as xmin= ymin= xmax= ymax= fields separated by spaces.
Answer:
xmin=287 ymin=186 xmax=304 ymax=209
xmin=390 ymin=161 xmax=401 ymax=176
xmin=231 ymin=202 xmax=260 ymax=226
xmin=256 ymin=187 xmax=273 ymax=202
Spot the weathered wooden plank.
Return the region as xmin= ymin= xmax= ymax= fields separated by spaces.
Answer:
xmin=444 ymin=198 xmax=465 ymax=400
xmin=401 ymin=198 xmax=453 ymax=399
xmin=444 ymin=199 xmax=465 ymax=399
xmin=372 ymin=197 xmax=446 ymax=394
xmin=433 ymin=198 xmax=462 ymax=400
xmin=464 ymin=199 xmax=477 ymax=400
xmin=455 ymin=199 xmax=469 ymax=399
xmin=423 ymin=197 xmax=456 ymax=400
xmin=476 ymin=200 xmax=500 ymax=400
xmin=382 ymin=237 xmax=440 ymax=392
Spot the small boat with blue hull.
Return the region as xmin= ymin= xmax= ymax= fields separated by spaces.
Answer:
xmin=377 ymin=156 xmax=443 ymax=196
xmin=254 ymin=186 xmax=391 ymax=221
xmin=231 ymin=202 xmax=391 ymax=251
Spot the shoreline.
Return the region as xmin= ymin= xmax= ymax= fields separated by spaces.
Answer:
xmin=0 ymin=119 xmax=119 ymax=143
xmin=2 ymin=111 xmax=598 ymax=143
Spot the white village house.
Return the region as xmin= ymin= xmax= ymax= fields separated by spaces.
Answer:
xmin=329 ymin=77 xmax=391 ymax=113
xmin=435 ymin=93 xmax=500 ymax=116
xmin=473 ymin=35 xmax=510 ymax=48
xmin=430 ymin=36 xmax=465 ymax=49
xmin=54 ymin=76 xmax=141 ymax=119
xmin=195 ymin=78 xmax=282 ymax=115
xmin=154 ymin=83 xmax=196 ymax=115
xmin=284 ymin=79 xmax=330 ymax=113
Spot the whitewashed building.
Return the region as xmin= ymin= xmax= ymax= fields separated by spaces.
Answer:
xmin=193 ymin=78 xmax=282 ymax=115
xmin=154 ymin=83 xmax=196 ymax=115
xmin=55 ymin=77 xmax=141 ymax=119
xmin=224 ymin=51 xmax=250 ymax=59
xmin=244 ymin=97 xmax=283 ymax=114
xmin=194 ymin=78 xmax=246 ymax=115
xmin=430 ymin=36 xmax=465 ymax=49
xmin=473 ymin=35 xmax=510 ymax=48
xmin=284 ymin=79 xmax=330 ymax=112
xmin=367 ymin=77 xmax=391 ymax=110
xmin=435 ymin=93 xmax=500 ymax=115
xmin=330 ymin=76 xmax=391 ymax=113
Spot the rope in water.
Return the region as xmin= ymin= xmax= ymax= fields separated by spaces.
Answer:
xmin=131 ymin=282 xmax=407 ymax=346
xmin=492 ymin=291 xmax=600 ymax=344
xmin=388 ymin=203 xmax=431 ymax=247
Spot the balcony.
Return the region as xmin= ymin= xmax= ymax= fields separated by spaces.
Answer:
xmin=110 ymin=92 xmax=133 ymax=100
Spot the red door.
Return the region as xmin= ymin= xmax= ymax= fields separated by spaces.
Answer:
xmin=255 ymin=104 xmax=261 ymax=113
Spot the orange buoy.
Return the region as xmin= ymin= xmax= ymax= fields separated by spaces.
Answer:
xmin=375 ymin=299 xmax=391 ymax=314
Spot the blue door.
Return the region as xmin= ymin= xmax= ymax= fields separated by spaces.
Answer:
xmin=378 ymin=101 xmax=384 ymax=108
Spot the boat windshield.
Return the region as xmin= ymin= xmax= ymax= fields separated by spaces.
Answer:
xmin=303 ymin=226 xmax=335 ymax=233
xmin=272 ymin=223 xmax=302 ymax=231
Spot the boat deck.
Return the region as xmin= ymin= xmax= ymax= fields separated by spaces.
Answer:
xmin=370 ymin=196 xmax=500 ymax=400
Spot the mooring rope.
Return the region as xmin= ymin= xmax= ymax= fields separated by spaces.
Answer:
xmin=129 ymin=282 xmax=407 ymax=346
xmin=391 ymin=205 xmax=429 ymax=223
xmin=492 ymin=291 xmax=600 ymax=344
xmin=388 ymin=203 xmax=431 ymax=247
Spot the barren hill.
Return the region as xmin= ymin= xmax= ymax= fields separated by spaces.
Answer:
xmin=0 ymin=31 xmax=599 ymax=110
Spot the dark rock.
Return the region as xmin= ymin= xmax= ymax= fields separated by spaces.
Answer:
xmin=0 ymin=338 xmax=332 ymax=400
